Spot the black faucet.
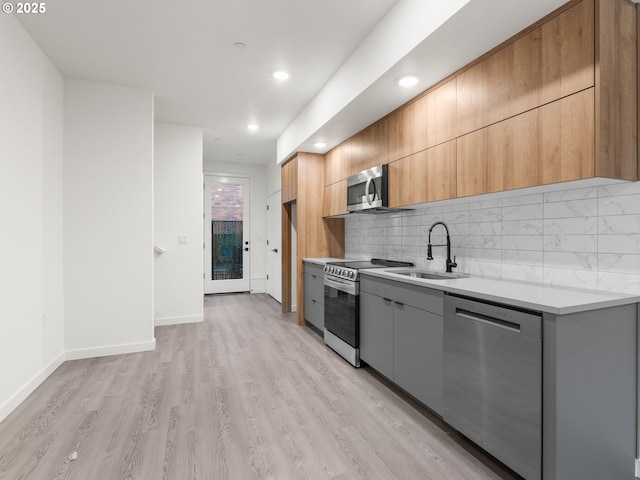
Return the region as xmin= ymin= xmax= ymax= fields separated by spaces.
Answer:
xmin=427 ymin=221 xmax=457 ymax=273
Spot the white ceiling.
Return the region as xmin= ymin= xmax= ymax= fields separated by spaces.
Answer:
xmin=17 ymin=0 xmax=569 ymax=166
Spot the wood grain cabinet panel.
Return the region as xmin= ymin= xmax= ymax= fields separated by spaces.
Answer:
xmin=595 ymin=0 xmax=638 ymax=180
xmin=324 ymin=140 xmax=351 ymax=186
xmin=388 ymin=79 xmax=457 ymax=163
xmin=456 ymin=0 xmax=594 ymax=137
xmin=389 ymin=140 xmax=456 ymax=207
xmin=281 ymin=156 xmax=298 ymax=203
xmin=281 ymin=153 xmax=345 ymax=323
xmin=349 ymin=120 xmax=389 ymax=175
xmin=323 ymin=180 xmax=347 ymax=217
xmin=457 ymin=88 xmax=594 ymax=198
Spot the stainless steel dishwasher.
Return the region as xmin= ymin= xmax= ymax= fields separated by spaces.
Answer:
xmin=443 ymin=294 xmax=542 ymax=480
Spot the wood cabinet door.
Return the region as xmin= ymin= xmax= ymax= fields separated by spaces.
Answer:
xmin=281 ymin=156 xmax=298 ymax=203
xmin=456 ymin=0 xmax=594 ymax=137
xmin=388 ymin=79 xmax=457 ymax=163
xmin=322 ymin=180 xmax=347 ymax=217
xmin=457 ymin=89 xmax=594 ymax=198
xmin=388 ymin=140 xmax=456 ymax=207
xmin=349 ymin=120 xmax=389 ymax=175
xmin=324 ymin=141 xmax=351 ymax=186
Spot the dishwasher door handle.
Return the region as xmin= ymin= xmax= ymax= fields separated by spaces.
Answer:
xmin=455 ymin=309 xmax=521 ymax=333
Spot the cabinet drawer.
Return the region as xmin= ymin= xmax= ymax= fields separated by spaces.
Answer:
xmin=304 ymin=272 xmax=324 ymax=302
xmin=304 ymin=262 xmax=324 ymax=277
xmin=304 ymin=295 xmax=324 ymax=331
xmin=360 ymin=275 xmax=443 ymax=315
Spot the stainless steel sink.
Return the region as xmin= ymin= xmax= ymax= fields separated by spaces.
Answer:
xmin=394 ymin=270 xmax=469 ymax=280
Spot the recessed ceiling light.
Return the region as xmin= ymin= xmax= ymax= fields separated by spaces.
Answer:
xmin=313 ymin=142 xmax=326 ymax=148
xmin=398 ymin=75 xmax=420 ymax=87
xmin=246 ymin=124 xmax=259 ymax=131
xmin=273 ymin=71 xmax=290 ymax=81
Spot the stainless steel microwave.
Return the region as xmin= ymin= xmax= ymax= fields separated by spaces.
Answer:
xmin=347 ymin=164 xmax=388 ymax=213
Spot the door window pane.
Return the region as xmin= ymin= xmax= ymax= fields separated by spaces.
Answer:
xmin=211 ymin=182 xmax=244 ymax=280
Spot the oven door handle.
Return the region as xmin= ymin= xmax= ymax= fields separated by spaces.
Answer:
xmin=324 ymin=276 xmax=358 ymax=296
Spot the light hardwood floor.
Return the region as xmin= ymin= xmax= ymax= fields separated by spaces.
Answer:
xmin=0 ymin=293 xmax=520 ymax=480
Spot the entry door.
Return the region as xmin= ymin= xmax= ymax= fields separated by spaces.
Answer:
xmin=204 ymin=175 xmax=251 ymax=294
xmin=266 ymin=190 xmax=282 ymax=303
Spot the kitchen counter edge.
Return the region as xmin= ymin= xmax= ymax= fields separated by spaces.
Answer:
xmin=360 ymin=268 xmax=640 ymax=316
xmin=302 ymin=257 xmax=346 ymax=266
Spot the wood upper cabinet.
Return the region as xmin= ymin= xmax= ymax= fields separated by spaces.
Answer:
xmin=456 ymin=0 xmax=637 ymax=196
xmin=457 ymin=88 xmax=594 ymax=197
xmin=349 ymin=120 xmax=389 ymax=175
xmin=324 ymin=140 xmax=351 ymax=186
xmin=323 ymin=180 xmax=347 ymax=217
xmin=388 ymin=79 xmax=457 ymax=163
xmin=319 ymin=0 xmax=636 ymax=210
xmin=456 ymin=0 xmax=595 ymax=137
xmin=388 ymin=140 xmax=456 ymax=207
xmin=595 ymin=0 xmax=638 ymax=179
xmin=281 ymin=156 xmax=298 ymax=204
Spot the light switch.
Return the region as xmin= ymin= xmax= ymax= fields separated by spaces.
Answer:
xmin=178 ymin=235 xmax=189 ymax=245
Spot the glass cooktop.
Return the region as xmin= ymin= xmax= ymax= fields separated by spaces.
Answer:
xmin=327 ymin=258 xmax=414 ymax=270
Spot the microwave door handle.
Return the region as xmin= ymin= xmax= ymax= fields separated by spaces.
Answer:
xmin=365 ymin=177 xmax=374 ymax=205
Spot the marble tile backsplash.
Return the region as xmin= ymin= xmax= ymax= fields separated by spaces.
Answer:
xmin=345 ymin=181 xmax=640 ymax=295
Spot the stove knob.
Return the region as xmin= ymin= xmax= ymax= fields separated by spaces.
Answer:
xmin=336 ymin=268 xmax=342 ymax=275
xmin=349 ymin=271 xmax=355 ymax=279
xmin=330 ymin=266 xmax=335 ymax=273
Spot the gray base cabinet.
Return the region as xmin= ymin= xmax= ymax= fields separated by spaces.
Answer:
xmin=303 ymin=262 xmax=325 ymax=332
xmin=360 ymin=274 xmax=443 ymax=414
xmin=360 ymin=292 xmax=394 ymax=379
xmin=361 ymin=272 xmax=637 ymax=480
xmin=394 ymin=304 xmax=442 ymax=413
xmin=543 ymin=304 xmax=637 ymax=480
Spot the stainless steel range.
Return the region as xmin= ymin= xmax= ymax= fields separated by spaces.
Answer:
xmin=323 ymin=258 xmax=413 ymax=367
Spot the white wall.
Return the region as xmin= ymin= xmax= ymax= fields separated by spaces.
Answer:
xmin=154 ymin=123 xmax=204 ymax=325
xmin=64 ymin=79 xmax=155 ymax=358
xmin=345 ymin=180 xmax=640 ymax=295
xmin=266 ymin=159 xmax=281 ymax=197
xmin=0 ymin=15 xmax=65 ymax=422
xmin=203 ymin=160 xmax=268 ymax=293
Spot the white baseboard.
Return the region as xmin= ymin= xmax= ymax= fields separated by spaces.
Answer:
xmin=65 ymin=338 xmax=156 ymax=361
xmin=155 ymin=313 xmax=203 ymax=327
xmin=0 ymin=352 xmax=65 ymax=424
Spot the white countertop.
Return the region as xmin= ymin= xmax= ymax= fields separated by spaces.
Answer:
xmin=302 ymin=257 xmax=347 ymax=266
xmin=361 ymin=268 xmax=640 ymax=315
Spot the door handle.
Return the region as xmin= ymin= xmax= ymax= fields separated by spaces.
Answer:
xmin=365 ymin=178 xmax=373 ymax=205
xmin=271 ymin=248 xmax=278 ymax=253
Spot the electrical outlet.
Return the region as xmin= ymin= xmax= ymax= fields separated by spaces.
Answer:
xmin=178 ymin=235 xmax=189 ymax=245
xmin=551 ymin=233 xmax=563 ymax=248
